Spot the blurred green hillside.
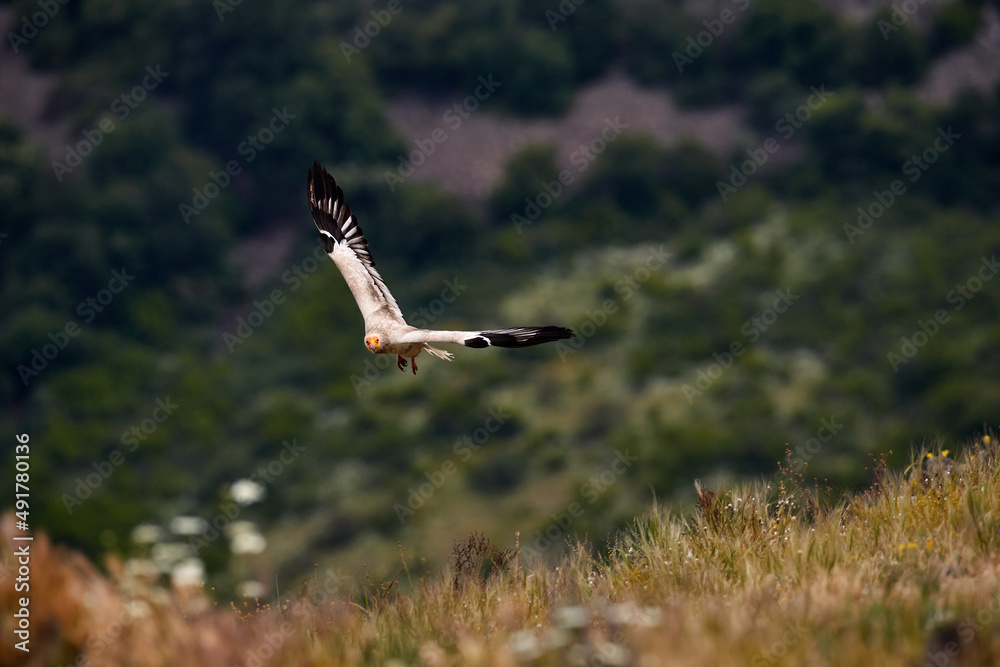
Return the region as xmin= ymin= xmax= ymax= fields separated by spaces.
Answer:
xmin=1 ymin=0 xmax=999 ymax=597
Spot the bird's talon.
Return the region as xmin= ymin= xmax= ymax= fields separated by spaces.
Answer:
xmin=396 ymin=355 xmax=407 ymax=372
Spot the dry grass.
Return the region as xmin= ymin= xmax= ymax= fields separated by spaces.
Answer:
xmin=4 ymin=438 xmax=1000 ymax=666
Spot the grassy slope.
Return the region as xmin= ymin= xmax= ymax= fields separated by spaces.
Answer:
xmin=3 ymin=438 xmax=999 ymax=666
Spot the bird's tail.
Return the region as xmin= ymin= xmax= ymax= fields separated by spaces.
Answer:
xmin=464 ymin=326 xmax=576 ymax=349
xmin=422 ymin=344 xmax=454 ymax=361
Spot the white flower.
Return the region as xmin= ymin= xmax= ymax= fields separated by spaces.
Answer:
xmin=171 ymin=558 xmax=205 ymax=587
xmin=152 ymin=542 xmax=192 ymax=572
xmin=229 ymin=522 xmax=267 ymax=554
xmin=231 ymin=531 xmax=267 ymax=555
xmin=237 ymin=580 xmax=267 ymax=598
xmin=231 ymin=479 xmax=267 ymax=506
xmin=131 ymin=524 xmax=165 ymax=544
xmin=508 ymin=631 xmax=542 ymax=660
xmin=554 ymin=606 xmax=588 ymax=629
xmin=169 ymin=516 xmax=208 ymax=536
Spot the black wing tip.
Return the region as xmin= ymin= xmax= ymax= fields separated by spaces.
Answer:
xmin=307 ymin=160 xmax=330 ymax=201
xmin=307 ymin=160 xmax=354 ymax=243
xmin=470 ymin=326 xmax=576 ymax=349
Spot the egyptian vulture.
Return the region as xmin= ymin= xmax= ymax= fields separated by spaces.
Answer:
xmin=307 ymin=161 xmax=575 ymax=374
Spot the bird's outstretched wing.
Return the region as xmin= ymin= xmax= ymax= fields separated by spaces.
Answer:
xmin=307 ymin=161 xmax=405 ymax=328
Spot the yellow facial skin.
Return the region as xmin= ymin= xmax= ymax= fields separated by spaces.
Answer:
xmin=365 ymin=335 xmax=380 ymax=352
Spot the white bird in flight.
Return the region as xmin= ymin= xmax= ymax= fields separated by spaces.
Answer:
xmin=307 ymin=161 xmax=575 ymax=374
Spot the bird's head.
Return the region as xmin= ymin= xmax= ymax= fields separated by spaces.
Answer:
xmin=365 ymin=335 xmax=380 ymax=352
